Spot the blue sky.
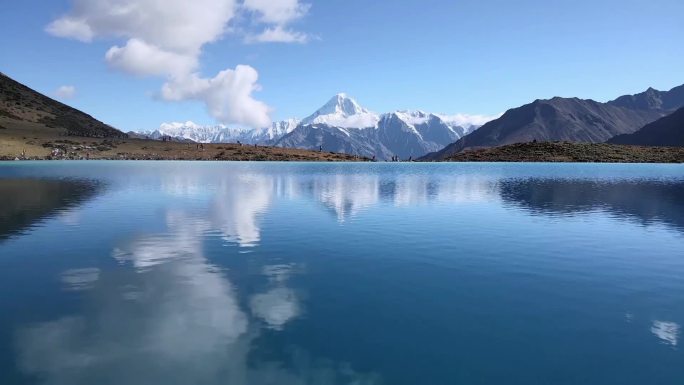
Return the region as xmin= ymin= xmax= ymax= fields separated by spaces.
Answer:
xmin=1 ymin=0 xmax=683 ymax=132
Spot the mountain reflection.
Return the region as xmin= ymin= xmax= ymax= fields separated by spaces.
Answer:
xmin=7 ymin=164 xmax=684 ymax=385
xmin=295 ymin=174 xmax=497 ymax=221
xmin=499 ymin=179 xmax=684 ymax=232
xmin=310 ymin=174 xmax=380 ymax=221
xmin=0 ymin=179 xmax=100 ymax=240
xmin=211 ymin=176 xmax=274 ymax=247
xmin=17 ymin=207 xmax=379 ymax=385
xmin=162 ymin=172 xmax=501 ymax=247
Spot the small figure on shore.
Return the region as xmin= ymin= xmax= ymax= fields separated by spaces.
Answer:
xmin=254 ymin=143 xmax=258 ymax=148
xmin=372 ymin=155 xmax=376 ymax=162
xmin=319 ymin=145 xmax=323 ymax=152
xmin=408 ymin=156 xmax=412 ymax=162
xmin=237 ymin=140 xmax=242 ymax=146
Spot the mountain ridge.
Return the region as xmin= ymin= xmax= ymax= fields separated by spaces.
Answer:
xmin=0 ymin=72 xmax=126 ymax=138
xmin=609 ymin=107 xmax=684 ymax=147
xmin=421 ymin=84 xmax=684 ymax=161
xmin=272 ymin=94 xmax=485 ymax=159
xmin=139 ymin=93 xmax=490 ymax=159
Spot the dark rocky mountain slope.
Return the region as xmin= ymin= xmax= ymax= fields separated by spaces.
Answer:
xmin=0 ymin=72 xmax=125 ymax=138
xmin=609 ymin=107 xmax=684 ymax=147
xmin=422 ymin=84 xmax=684 ymax=160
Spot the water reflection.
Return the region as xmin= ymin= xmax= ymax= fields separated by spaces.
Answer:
xmin=499 ymin=179 xmax=684 ymax=232
xmin=311 ymin=175 xmax=380 ymax=222
xmin=0 ymin=179 xmax=100 ymax=240
xmin=212 ymin=176 xmax=274 ymax=247
xmin=202 ymin=172 xmax=684 ymax=240
xmin=652 ymin=321 xmax=680 ymax=347
xmin=4 ymin=164 xmax=684 ymax=384
xmin=17 ymin=203 xmax=378 ymax=385
xmin=60 ymin=268 xmax=101 ymax=292
xmin=250 ymin=264 xmax=301 ymax=330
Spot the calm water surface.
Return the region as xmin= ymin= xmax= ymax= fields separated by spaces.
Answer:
xmin=1 ymin=161 xmax=683 ymax=385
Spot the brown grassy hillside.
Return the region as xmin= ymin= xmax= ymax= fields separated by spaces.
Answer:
xmin=1 ymin=72 xmax=126 ymax=138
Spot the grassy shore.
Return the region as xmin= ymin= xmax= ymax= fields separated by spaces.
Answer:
xmin=0 ymin=123 xmax=367 ymax=162
xmin=442 ymin=141 xmax=684 ymax=163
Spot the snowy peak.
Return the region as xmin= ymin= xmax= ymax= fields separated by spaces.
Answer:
xmin=390 ymin=110 xmax=435 ymax=126
xmin=152 ymin=122 xmax=230 ymax=143
xmin=322 ymin=93 xmax=369 ymax=116
xmin=302 ymin=94 xmax=379 ymax=128
xmin=254 ymin=118 xmax=301 ymax=140
xmin=141 ymin=119 xmax=299 ymax=144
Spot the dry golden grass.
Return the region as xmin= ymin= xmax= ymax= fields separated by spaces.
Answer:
xmin=0 ymin=120 xmax=368 ymax=162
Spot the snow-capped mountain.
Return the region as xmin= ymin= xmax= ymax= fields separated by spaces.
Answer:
xmin=137 ymin=93 xmax=494 ymax=159
xmin=139 ymin=119 xmax=300 ymax=145
xmin=301 ymin=93 xmax=380 ymax=128
xmin=275 ymin=95 xmax=487 ymax=159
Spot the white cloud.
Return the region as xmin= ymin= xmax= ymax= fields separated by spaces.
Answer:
xmin=243 ymin=0 xmax=310 ymax=24
xmin=243 ymin=0 xmax=311 ymax=44
xmin=46 ymin=0 xmax=286 ymax=128
xmin=437 ymin=112 xmax=502 ymax=128
xmin=105 ymin=39 xmax=198 ymax=77
xmin=55 ymin=85 xmax=76 ymax=99
xmin=45 ymin=17 xmax=94 ymax=42
xmin=46 ymin=0 xmax=236 ymax=55
xmin=245 ymin=26 xmax=309 ymax=44
xmin=161 ymin=66 xmax=272 ymax=129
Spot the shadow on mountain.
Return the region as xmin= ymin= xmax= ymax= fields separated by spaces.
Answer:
xmin=0 ymin=178 xmax=101 ymax=240
xmin=500 ymin=179 xmax=684 ymax=233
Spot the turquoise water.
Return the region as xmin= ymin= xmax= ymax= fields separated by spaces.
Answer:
xmin=1 ymin=161 xmax=683 ymax=385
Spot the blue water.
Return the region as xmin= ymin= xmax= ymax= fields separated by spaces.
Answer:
xmin=1 ymin=161 xmax=683 ymax=385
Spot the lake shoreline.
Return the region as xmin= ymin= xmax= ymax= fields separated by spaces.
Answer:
xmin=0 ymin=129 xmax=369 ymax=162
xmin=433 ymin=142 xmax=684 ymax=163
xmin=3 ymin=129 xmax=683 ymax=163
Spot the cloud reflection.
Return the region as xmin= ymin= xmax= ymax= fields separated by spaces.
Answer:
xmin=652 ymin=321 xmax=680 ymax=347
xmin=250 ymin=264 xmax=301 ymax=330
xmin=211 ymin=176 xmax=274 ymax=247
xmin=60 ymin=268 xmax=100 ymax=291
xmin=17 ymin=205 xmax=376 ymax=385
